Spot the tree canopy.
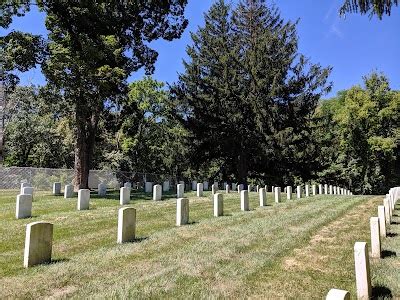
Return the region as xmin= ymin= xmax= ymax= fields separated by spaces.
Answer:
xmin=340 ymin=0 xmax=398 ymax=18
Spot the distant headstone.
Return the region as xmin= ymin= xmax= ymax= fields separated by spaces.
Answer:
xmin=296 ymin=186 xmax=302 ymax=199
xmin=203 ymin=181 xmax=209 ymax=191
xmin=259 ymin=188 xmax=267 ymax=207
xmin=176 ymin=198 xmax=189 ymax=226
xmin=196 ymin=183 xmax=203 ymax=197
xmin=256 ymin=185 xmax=259 ymax=192
xmin=177 ymin=183 xmax=185 ymax=198
xmin=163 ymin=181 xmax=170 ymax=192
xmin=53 ymin=182 xmax=61 ymax=195
xmin=225 ymin=184 xmax=230 ymax=194
xmin=305 ymin=185 xmax=309 ymax=197
xmin=153 ymin=184 xmax=162 ymax=201
xmin=247 ymin=185 xmax=252 ymax=193
xmin=238 ymin=184 xmax=244 ymax=193
xmin=117 ymin=207 xmax=136 ymax=243
xmin=192 ymin=181 xmax=197 ymax=191
xmin=16 ymin=194 xmax=33 ymax=219
xmin=145 ymin=182 xmax=153 ymax=193
xmin=23 ymin=221 xmax=53 ymax=268
xmin=286 ymin=186 xmax=292 ymax=200
xmin=214 ymin=193 xmax=223 ymax=217
xmin=231 ymin=183 xmax=237 ymax=191
xmin=98 ymin=183 xmax=107 ymax=196
xmin=77 ymin=189 xmax=90 ymax=210
xmin=23 ymin=187 xmax=34 ymax=197
xmin=312 ymin=185 xmax=316 ymax=196
xmin=274 ymin=187 xmax=281 ymax=203
xmin=324 ymin=184 xmax=328 ymax=195
xmin=212 ymin=184 xmax=217 ymax=195
xmin=241 ymin=190 xmax=249 ymax=211
xmin=329 ymin=185 xmax=333 ymax=195
xmin=318 ymin=184 xmax=323 ymax=195
xmin=354 ymin=242 xmax=371 ymax=299
xmin=120 ymin=187 xmax=130 ymax=205
xmin=20 ymin=182 xmax=30 ymax=194
xmin=124 ymin=182 xmax=132 ymax=189
xmin=64 ymin=184 xmax=74 ymax=198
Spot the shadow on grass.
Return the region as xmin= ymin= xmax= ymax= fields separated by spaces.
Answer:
xmin=372 ymin=285 xmax=393 ymax=299
xmin=390 ymin=221 xmax=400 ymax=225
xmin=387 ymin=232 xmax=398 ymax=238
xmin=381 ymin=250 xmax=397 ymax=258
xmin=187 ymin=221 xmax=198 ymax=225
xmin=50 ymin=258 xmax=70 ymax=264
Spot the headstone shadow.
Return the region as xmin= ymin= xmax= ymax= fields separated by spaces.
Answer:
xmin=371 ymin=285 xmax=392 ymax=299
xmin=381 ymin=250 xmax=397 ymax=258
xmin=50 ymin=258 xmax=70 ymax=264
xmin=387 ymin=232 xmax=398 ymax=238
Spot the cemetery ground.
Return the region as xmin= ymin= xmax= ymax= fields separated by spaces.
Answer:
xmin=0 ymin=189 xmax=399 ymax=299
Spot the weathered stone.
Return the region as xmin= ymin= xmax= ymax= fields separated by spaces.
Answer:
xmin=16 ymin=194 xmax=33 ymax=219
xmin=241 ymin=190 xmax=249 ymax=211
xmin=163 ymin=181 xmax=170 ymax=192
xmin=124 ymin=182 xmax=132 ymax=189
xmin=326 ymin=289 xmax=350 ymax=300
xmin=378 ymin=205 xmax=386 ymax=238
xmin=153 ymin=184 xmax=162 ymax=201
xmin=287 ymin=186 xmax=292 ymax=200
xmin=176 ymin=198 xmax=189 ymax=226
xmin=214 ymin=193 xmax=223 ymax=217
xmin=64 ymin=184 xmax=74 ymax=198
xmin=53 ymin=182 xmax=61 ymax=195
xmin=145 ymin=182 xmax=153 ymax=193
xmin=117 ymin=207 xmax=136 ymax=243
xmin=354 ymin=242 xmax=371 ymax=300
xmin=305 ymin=185 xmax=310 ymax=197
xmin=274 ymin=187 xmax=281 ymax=203
xmin=259 ymin=188 xmax=267 ymax=207
xmin=191 ymin=181 xmax=197 ymax=191
xmin=23 ymin=221 xmax=53 ymax=268
xmin=312 ymin=184 xmax=317 ymax=196
xmin=23 ymin=187 xmax=34 ymax=197
xmin=98 ymin=183 xmax=107 ymax=196
xmin=77 ymin=189 xmax=90 ymax=210
xmin=20 ymin=182 xmax=30 ymax=194
xmin=196 ymin=183 xmax=204 ymax=197
xmin=370 ymin=217 xmax=381 ymax=258
xmin=177 ymin=183 xmax=185 ymax=198
xmin=296 ymin=186 xmax=302 ymax=199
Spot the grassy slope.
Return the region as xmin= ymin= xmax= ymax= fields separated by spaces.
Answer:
xmin=0 ymin=189 xmax=398 ymax=299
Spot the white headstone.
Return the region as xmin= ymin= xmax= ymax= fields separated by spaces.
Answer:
xmin=196 ymin=183 xmax=203 ymax=197
xmin=225 ymin=184 xmax=230 ymax=194
xmin=53 ymin=182 xmax=61 ymax=195
xmin=124 ymin=182 xmax=132 ymax=189
xmin=305 ymin=184 xmax=309 ymax=197
xmin=117 ymin=207 xmax=136 ymax=243
xmin=214 ymin=193 xmax=223 ymax=217
xmin=231 ymin=183 xmax=237 ymax=191
xmin=274 ymin=187 xmax=281 ymax=203
xmin=23 ymin=221 xmax=53 ymax=268
xmin=98 ymin=183 xmax=107 ymax=196
xmin=77 ymin=189 xmax=90 ymax=210
xmin=153 ymin=184 xmax=162 ymax=201
xmin=318 ymin=184 xmax=323 ymax=195
xmin=20 ymin=182 xmax=30 ymax=194
xmin=287 ymin=186 xmax=292 ymax=200
xmin=324 ymin=184 xmax=328 ymax=195
xmin=256 ymin=185 xmax=259 ymax=192
xmin=329 ymin=185 xmax=333 ymax=195
xmin=312 ymin=184 xmax=316 ymax=196
xmin=370 ymin=217 xmax=381 ymax=258
xmin=296 ymin=186 xmax=302 ymax=199
xmin=177 ymin=183 xmax=184 ymax=198
xmin=16 ymin=194 xmax=33 ymax=219
xmin=377 ymin=205 xmax=386 ymax=238
xmin=23 ymin=187 xmax=34 ymax=197
xmin=64 ymin=184 xmax=74 ymax=198
xmin=326 ymin=289 xmax=350 ymax=300
xmin=241 ymin=190 xmax=249 ymax=211
xmin=354 ymin=242 xmax=371 ymax=299
xmin=176 ymin=198 xmax=189 ymax=226
xmin=145 ymin=182 xmax=153 ymax=193
xmin=259 ymin=188 xmax=267 ymax=207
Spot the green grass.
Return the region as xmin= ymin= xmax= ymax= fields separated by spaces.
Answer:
xmin=0 ymin=189 xmax=398 ymax=298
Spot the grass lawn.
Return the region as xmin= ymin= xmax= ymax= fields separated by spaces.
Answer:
xmin=0 ymin=189 xmax=398 ymax=298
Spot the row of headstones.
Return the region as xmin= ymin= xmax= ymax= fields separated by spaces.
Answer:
xmin=21 ymin=190 xmax=254 ymax=267
xmin=326 ymin=186 xmax=399 ymax=300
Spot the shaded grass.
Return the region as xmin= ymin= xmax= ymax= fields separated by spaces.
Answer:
xmin=0 ymin=189 xmax=398 ymax=298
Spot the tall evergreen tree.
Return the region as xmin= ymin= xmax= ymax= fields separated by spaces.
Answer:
xmin=170 ymin=0 xmax=331 ymax=184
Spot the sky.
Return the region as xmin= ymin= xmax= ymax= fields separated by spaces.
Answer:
xmin=2 ymin=0 xmax=399 ymax=98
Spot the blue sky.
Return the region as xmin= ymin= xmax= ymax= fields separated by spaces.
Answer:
xmin=2 ymin=0 xmax=399 ymax=98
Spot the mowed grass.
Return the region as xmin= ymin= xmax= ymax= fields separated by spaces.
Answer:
xmin=0 ymin=188 xmax=398 ymax=298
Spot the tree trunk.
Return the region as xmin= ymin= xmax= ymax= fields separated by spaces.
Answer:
xmin=73 ymin=101 xmax=99 ymax=190
xmin=237 ymin=152 xmax=248 ymax=185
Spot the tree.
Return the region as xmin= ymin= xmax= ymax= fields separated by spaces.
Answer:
xmin=170 ymin=0 xmax=331 ymax=185
xmin=1 ymin=1 xmax=188 ymax=189
xmin=340 ymin=0 xmax=398 ymax=18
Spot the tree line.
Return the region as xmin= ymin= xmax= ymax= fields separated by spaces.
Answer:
xmin=1 ymin=0 xmax=399 ymax=194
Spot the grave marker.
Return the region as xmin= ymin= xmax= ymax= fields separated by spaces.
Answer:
xmin=23 ymin=221 xmax=53 ymax=268
xmin=77 ymin=189 xmax=90 ymax=210
xmin=16 ymin=194 xmax=33 ymax=219
xmin=354 ymin=242 xmax=371 ymax=299
xmin=214 ymin=193 xmax=223 ymax=217
xmin=176 ymin=198 xmax=189 ymax=226
xmin=153 ymin=184 xmax=162 ymax=201
xmin=117 ymin=207 xmax=136 ymax=243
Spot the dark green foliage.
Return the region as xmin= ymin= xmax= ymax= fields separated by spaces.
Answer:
xmin=170 ymin=0 xmax=331 ymax=184
xmin=340 ymin=0 xmax=398 ymax=18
